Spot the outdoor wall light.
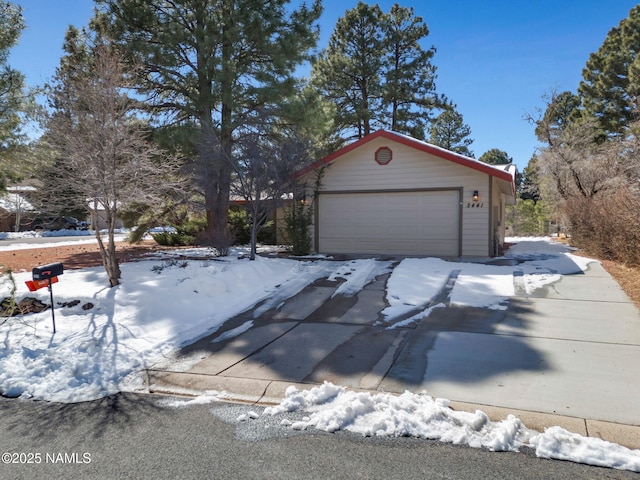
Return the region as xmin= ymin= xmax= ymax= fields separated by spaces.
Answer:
xmin=472 ymin=190 xmax=479 ymax=202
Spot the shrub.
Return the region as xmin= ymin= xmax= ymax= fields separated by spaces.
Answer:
xmin=151 ymin=216 xmax=206 ymax=246
xmin=0 ymin=269 xmax=17 ymax=321
xmin=505 ymin=199 xmax=552 ymax=236
xmin=228 ymin=209 xmax=250 ymax=244
xmin=566 ymin=187 xmax=640 ymax=266
xmin=151 ymin=231 xmax=195 ymax=246
xmin=282 ymin=200 xmax=313 ymax=256
xmin=227 ymin=208 xmax=276 ymax=245
xmin=152 ymin=210 xmax=277 ymax=248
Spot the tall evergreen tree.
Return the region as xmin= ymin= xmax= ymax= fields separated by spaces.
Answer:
xmin=534 ymin=90 xmax=582 ymax=146
xmin=579 ymin=5 xmax=640 ymax=137
xmin=95 ymin=0 xmax=322 ymax=252
xmin=312 ymin=1 xmax=443 ymax=141
xmin=478 ymin=148 xmax=512 ymax=165
xmin=0 ymin=1 xmax=27 ymax=184
xmin=312 ymin=2 xmax=384 ymax=139
xmin=383 ymin=4 xmax=442 ymax=139
xmin=519 ymin=155 xmax=541 ymax=203
xmin=428 ymin=106 xmax=473 ymax=156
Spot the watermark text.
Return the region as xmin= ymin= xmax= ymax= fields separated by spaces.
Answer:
xmin=2 ymin=452 xmax=91 ymax=465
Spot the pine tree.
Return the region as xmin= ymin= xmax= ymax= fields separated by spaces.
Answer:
xmin=383 ymin=4 xmax=442 ymax=139
xmin=534 ymin=91 xmax=582 ymax=146
xmin=579 ymin=5 xmax=640 ymax=136
xmin=95 ymin=0 xmax=322 ymax=253
xmin=478 ymin=148 xmax=512 ymax=165
xmin=428 ymin=107 xmax=473 ymax=156
xmin=312 ymin=2 xmax=443 ymax=141
xmin=519 ymin=155 xmax=541 ymax=203
xmin=312 ymin=2 xmax=385 ymax=139
xmin=0 ymin=1 xmax=27 ymax=183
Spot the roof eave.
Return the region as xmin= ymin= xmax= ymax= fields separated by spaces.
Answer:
xmin=294 ymin=130 xmax=517 ymax=192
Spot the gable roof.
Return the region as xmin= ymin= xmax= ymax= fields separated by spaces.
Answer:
xmin=295 ymin=130 xmax=516 ymax=194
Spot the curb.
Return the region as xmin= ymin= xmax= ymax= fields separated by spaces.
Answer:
xmin=144 ymin=369 xmax=640 ymax=451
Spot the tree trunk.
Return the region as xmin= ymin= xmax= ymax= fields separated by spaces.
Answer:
xmin=197 ymin=2 xmax=234 ymax=255
xmin=13 ymin=210 xmax=21 ymax=232
xmin=198 ymin=111 xmax=232 ymax=254
xmin=250 ymin=215 xmax=258 ymax=261
xmin=213 ymin=167 xmax=231 ymax=255
xmin=213 ymin=0 xmax=234 ymax=255
xmin=95 ymin=210 xmax=121 ymax=287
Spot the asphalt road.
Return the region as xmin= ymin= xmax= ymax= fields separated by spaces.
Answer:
xmin=0 ymin=394 xmax=636 ymax=480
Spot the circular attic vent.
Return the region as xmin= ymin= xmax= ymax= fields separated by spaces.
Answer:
xmin=375 ymin=146 xmax=393 ymax=165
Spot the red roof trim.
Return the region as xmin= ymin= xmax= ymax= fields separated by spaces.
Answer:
xmin=295 ymin=130 xmax=515 ymax=193
xmin=294 ymin=132 xmax=386 ymax=179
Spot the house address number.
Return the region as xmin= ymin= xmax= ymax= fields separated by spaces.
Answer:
xmin=466 ymin=203 xmax=484 ymax=208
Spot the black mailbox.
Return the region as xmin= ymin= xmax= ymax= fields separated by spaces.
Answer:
xmin=33 ymin=262 xmax=64 ymax=280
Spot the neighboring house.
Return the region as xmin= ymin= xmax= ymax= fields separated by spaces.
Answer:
xmin=0 ymin=187 xmax=36 ymax=232
xmin=87 ymin=200 xmax=124 ymax=230
xmin=294 ymin=130 xmax=516 ymax=258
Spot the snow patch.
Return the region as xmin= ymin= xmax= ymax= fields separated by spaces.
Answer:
xmin=328 ymin=259 xmax=393 ymax=297
xmin=263 ymin=382 xmax=640 ymax=472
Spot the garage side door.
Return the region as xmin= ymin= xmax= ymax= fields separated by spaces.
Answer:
xmin=318 ymin=190 xmax=460 ymax=256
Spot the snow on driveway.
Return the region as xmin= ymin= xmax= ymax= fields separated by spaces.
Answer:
xmin=1 ymin=236 xmax=638 ymax=472
xmin=0 ymin=236 xmax=600 ymax=401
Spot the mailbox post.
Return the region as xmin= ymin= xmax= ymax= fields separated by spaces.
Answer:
xmin=31 ymin=262 xmax=64 ymax=334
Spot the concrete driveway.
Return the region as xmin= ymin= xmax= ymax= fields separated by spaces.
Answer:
xmin=146 ymin=259 xmax=640 ymax=448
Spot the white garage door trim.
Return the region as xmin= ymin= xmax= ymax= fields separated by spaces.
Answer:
xmin=317 ymin=189 xmax=462 ymax=256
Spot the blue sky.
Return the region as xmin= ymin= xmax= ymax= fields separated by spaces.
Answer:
xmin=8 ymin=0 xmax=639 ymax=169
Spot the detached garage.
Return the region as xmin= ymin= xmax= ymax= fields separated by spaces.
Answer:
xmin=295 ymin=130 xmax=516 ymax=258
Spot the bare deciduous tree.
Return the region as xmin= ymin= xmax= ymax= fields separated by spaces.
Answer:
xmin=528 ymin=91 xmax=630 ymax=207
xmin=537 ymin=119 xmax=628 ymax=202
xmin=41 ymin=41 xmax=182 ymax=286
xmin=233 ymin=134 xmax=310 ymax=260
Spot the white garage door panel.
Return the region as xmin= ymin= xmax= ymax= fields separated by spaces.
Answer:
xmin=318 ymin=190 xmax=460 ymax=256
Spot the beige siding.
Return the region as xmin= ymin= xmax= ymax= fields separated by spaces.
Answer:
xmin=301 ymin=137 xmax=495 ymax=257
xmin=491 ymin=177 xmax=509 ymax=255
xmin=317 ymin=139 xmax=483 ymax=191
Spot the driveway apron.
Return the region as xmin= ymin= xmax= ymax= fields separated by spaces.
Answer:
xmin=146 ymin=260 xmax=640 ymax=431
xmin=381 ymin=262 xmax=640 ymax=426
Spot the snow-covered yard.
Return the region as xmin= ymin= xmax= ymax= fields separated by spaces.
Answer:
xmin=0 ymin=235 xmax=639 ymax=472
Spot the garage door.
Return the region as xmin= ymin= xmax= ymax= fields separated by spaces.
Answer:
xmin=318 ymin=190 xmax=461 ymax=256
